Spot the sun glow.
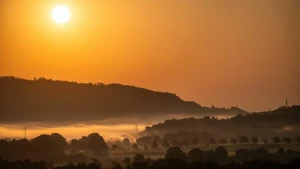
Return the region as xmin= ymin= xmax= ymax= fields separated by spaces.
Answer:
xmin=51 ymin=5 xmax=70 ymax=24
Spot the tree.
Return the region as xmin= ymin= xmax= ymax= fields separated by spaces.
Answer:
xmin=112 ymin=145 xmax=118 ymax=151
xmin=50 ymin=133 xmax=67 ymax=154
xmin=276 ymin=148 xmax=286 ymax=156
xmin=273 ymin=136 xmax=281 ymax=144
xmin=31 ymin=134 xmax=56 ymax=155
xmin=215 ymin=146 xmax=228 ymax=161
xmin=116 ymin=140 xmax=122 ymax=147
xmin=123 ymin=157 xmax=131 ymax=166
xmin=188 ymin=148 xmax=204 ymax=162
xmin=261 ymin=138 xmax=268 ymax=144
xmin=70 ymin=139 xmax=80 ymax=153
xmin=236 ymin=149 xmax=249 ymax=160
xmin=123 ymin=138 xmax=131 ymax=148
xmin=136 ymin=136 xmax=152 ymax=146
xmin=238 ymin=136 xmax=249 ymax=144
xmin=283 ymin=137 xmax=292 ymax=144
xmin=251 ymin=137 xmax=259 ymax=144
xmin=132 ymin=143 xmax=138 ymax=149
xmin=230 ymin=138 xmax=237 ymax=144
xmin=162 ymin=140 xmax=170 ymax=148
xmin=90 ymin=158 xmax=102 ymax=169
xmin=133 ymin=153 xmax=144 ymax=163
xmin=86 ymin=133 xmax=109 ymax=157
xmin=190 ymin=138 xmax=198 ymax=145
xmin=111 ymin=160 xmax=123 ymax=169
xmin=165 ymin=147 xmax=187 ymax=160
xmin=255 ymin=148 xmax=270 ymax=160
xmin=219 ymin=138 xmax=227 ymax=144
xmin=152 ymin=140 xmax=158 ymax=148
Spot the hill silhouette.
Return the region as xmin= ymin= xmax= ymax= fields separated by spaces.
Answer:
xmin=140 ymin=105 xmax=300 ymax=139
xmin=0 ymin=76 xmax=246 ymax=124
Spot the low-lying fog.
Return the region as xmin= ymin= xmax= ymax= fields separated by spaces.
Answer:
xmin=0 ymin=123 xmax=147 ymax=141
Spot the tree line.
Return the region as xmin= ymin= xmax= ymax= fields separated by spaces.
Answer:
xmin=0 ymin=133 xmax=108 ymax=164
xmin=1 ymin=146 xmax=300 ymax=169
xmin=109 ymin=134 xmax=300 ymax=151
xmin=141 ymin=105 xmax=300 ymax=138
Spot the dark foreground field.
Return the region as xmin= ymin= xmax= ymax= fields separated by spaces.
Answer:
xmin=110 ymin=143 xmax=300 ymax=159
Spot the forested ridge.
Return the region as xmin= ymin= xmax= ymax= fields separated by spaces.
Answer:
xmin=141 ymin=105 xmax=300 ymax=138
xmin=0 ymin=76 xmax=246 ymax=123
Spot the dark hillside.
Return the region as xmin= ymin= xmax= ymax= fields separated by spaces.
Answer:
xmin=0 ymin=76 xmax=246 ymax=124
xmin=140 ymin=106 xmax=300 ymax=138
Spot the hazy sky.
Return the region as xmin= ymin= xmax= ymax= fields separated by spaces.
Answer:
xmin=1 ymin=0 xmax=299 ymax=112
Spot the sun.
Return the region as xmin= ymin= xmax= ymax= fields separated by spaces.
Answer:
xmin=51 ymin=5 xmax=71 ymax=24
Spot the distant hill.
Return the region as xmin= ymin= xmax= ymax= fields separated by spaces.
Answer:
xmin=139 ymin=105 xmax=300 ymax=139
xmin=0 ymin=76 xmax=246 ymax=124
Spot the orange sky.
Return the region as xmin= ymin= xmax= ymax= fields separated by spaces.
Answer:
xmin=1 ymin=0 xmax=299 ymax=112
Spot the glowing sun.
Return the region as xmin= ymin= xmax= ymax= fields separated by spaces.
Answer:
xmin=51 ymin=5 xmax=70 ymax=24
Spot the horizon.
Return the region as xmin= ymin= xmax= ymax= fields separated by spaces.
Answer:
xmin=0 ymin=75 xmax=295 ymax=113
xmin=1 ymin=1 xmax=299 ymax=112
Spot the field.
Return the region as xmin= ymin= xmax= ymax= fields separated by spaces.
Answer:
xmin=110 ymin=143 xmax=300 ymax=160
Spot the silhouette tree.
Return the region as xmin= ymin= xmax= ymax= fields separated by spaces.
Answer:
xmin=90 ymin=158 xmax=102 ymax=169
xmin=133 ymin=153 xmax=145 ymax=163
xmin=111 ymin=145 xmax=118 ymax=151
xmin=255 ymin=148 xmax=270 ymax=160
xmin=70 ymin=138 xmax=83 ymax=154
xmin=152 ymin=140 xmax=158 ymax=148
xmin=31 ymin=134 xmax=56 ymax=155
xmin=283 ymin=137 xmax=292 ymax=144
xmin=230 ymin=138 xmax=237 ymax=144
xmin=162 ymin=140 xmax=170 ymax=148
xmin=276 ymin=148 xmax=286 ymax=156
xmin=123 ymin=138 xmax=131 ymax=148
xmin=86 ymin=133 xmax=108 ymax=157
xmin=235 ymin=149 xmax=249 ymax=161
xmin=215 ymin=146 xmax=228 ymax=162
xmin=136 ymin=136 xmax=152 ymax=147
xmin=50 ymin=133 xmax=67 ymax=155
xmin=261 ymin=138 xmax=268 ymax=144
xmin=111 ymin=160 xmax=123 ymax=169
xmin=188 ymin=148 xmax=204 ymax=162
xmin=251 ymin=137 xmax=259 ymax=144
xmin=219 ymin=138 xmax=227 ymax=144
xmin=273 ymin=136 xmax=281 ymax=144
xmin=238 ymin=136 xmax=249 ymax=144
xmin=123 ymin=157 xmax=131 ymax=168
xmin=132 ymin=143 xmax=138 ymax=149
xmin=205 ymin=150 xmax=216 ymax=160
xmin=116 ymin=140 xmax=122 ymax=147
xmin=165 ymin=147 xmax=187 ymax=160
